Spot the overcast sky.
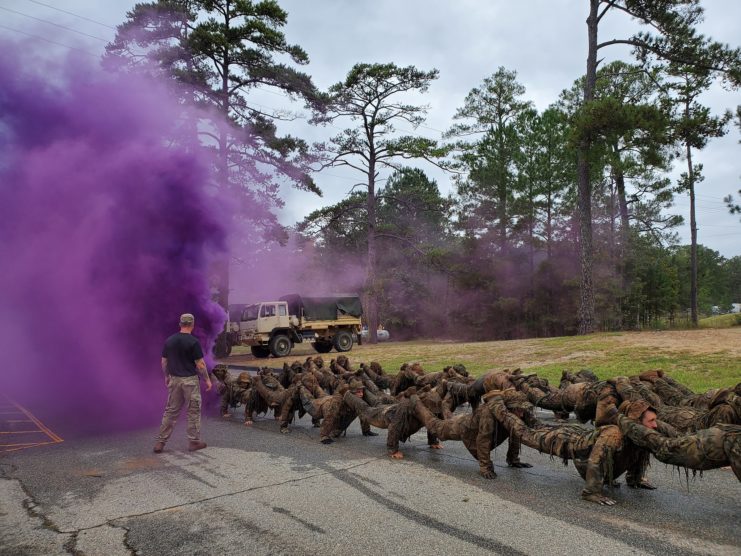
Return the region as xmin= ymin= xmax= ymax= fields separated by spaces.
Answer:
xmin=3 ymin=0 xmax=739 ymax=256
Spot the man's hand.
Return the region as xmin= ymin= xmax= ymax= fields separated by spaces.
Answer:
xmin=205 ymin=378 xmax=212 ymax=392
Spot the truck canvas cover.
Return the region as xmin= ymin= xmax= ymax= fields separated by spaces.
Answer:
xmin=280 ymin=294 xmax=363 ymax=321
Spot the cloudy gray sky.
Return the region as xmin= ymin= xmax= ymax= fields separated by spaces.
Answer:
xmin=3 ymin=0 xmax=739 ymax=256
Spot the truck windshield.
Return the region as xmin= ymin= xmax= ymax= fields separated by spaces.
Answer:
xmin=242 ymin=304 xmax=260 ymax=321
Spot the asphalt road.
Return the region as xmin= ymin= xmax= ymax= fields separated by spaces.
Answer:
xmin=1 ymin=404 xmax=739 ymax=556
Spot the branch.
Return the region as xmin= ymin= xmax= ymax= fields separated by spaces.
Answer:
xmin=596 ymin=38 xmax=732 ymax=73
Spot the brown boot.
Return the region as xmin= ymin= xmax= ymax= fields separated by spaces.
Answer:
xmin=188 ymin=440 xmax=207 ymax=452
xmin=153 ymin=442 xmax=165 ymax=454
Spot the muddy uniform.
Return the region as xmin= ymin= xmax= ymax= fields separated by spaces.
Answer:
xmin=303 ymin=362 xmax=338 ymax=393
xmin=214 ymin=373 xmax=251 ymax=418
xmin=299 ymin=386 xmax=345 ymax=443
xmin=517 ymin=379 xmax=618 ymax=425
xmin=390 ymin=364 xmax=425 ymax=396
xmin=362 ymin=384 xmax=398 ymax=406
xmin=652 ymin=377 xmax=727 ymax=409
xmin=342 ymin=392 xmax=419 ymax=455
xmin=415 ymin=367 xmax=469 ymax=389
xmin=361 ymin=362 xmax=393 ymax=391
xmin=614 ymin=412 xmax=741 ymax=481
xmin=623 ymin=377 xmax=664 ymax=408
xmin=253 ymin=374 xmax=297 ymax=432
xmin=559 ymin=369 xmax=598 ymax=388
xmin=487 ymin=395 xmax=647 ymax=505
xmin=441 ymin=381 xmax=475 ymax=415
xmin=413 ymin=394 xmax=529 ymax=479
xmin=328 ymin=379 xmax=384 ymax=437
xmin=383 ymin=385 xmax=446 ymax=446
xmin=614 ymin=377 xmax=739 ymax=432
xmin=450 ymin=370 xmax=521 ymax=414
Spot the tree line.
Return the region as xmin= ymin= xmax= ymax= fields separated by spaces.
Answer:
xmin=105 ymin=0 xmax=741 ymax=341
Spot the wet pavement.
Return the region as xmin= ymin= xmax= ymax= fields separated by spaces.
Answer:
xmin=0 ymin=404 xmax=739 ymax=556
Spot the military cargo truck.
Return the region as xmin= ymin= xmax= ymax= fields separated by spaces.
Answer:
xmin=222 ymin=294 xmax=363 ymax=358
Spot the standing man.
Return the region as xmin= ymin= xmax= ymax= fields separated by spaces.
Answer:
xmin=154 ymin=313 xmax=212 ymax=453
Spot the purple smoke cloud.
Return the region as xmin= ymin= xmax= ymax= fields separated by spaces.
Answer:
xmin=0 ymin=40 xmax=229 ymax=434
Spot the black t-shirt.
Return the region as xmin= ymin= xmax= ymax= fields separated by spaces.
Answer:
xmin=162 ymin=333 xmax=204 ymax=377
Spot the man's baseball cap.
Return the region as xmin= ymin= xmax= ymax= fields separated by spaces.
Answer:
xmin=180 ymin=313 xmax=195 ymax=326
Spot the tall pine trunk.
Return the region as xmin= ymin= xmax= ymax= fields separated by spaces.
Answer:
xmin=577 ymin=0 xmax=599 ymax=335
xmin=215 ymin=6 xmax=232 ymax=310
xmin=686 ymin=134 xmax=698 ymax=326
xmin=614 ymin=158 xmax=630 ymax=329
xmin=366 ymin=156 xmax=379 ymax=343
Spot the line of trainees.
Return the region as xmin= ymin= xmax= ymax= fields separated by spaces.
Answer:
xmin=212 ymin=357 xmax=741 ymax=506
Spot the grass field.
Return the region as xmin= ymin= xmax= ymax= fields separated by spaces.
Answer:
xmin=699 ymin=313 xmax=741 ymax=328
xmin=228 ymin=328 xmax=741 ymax=392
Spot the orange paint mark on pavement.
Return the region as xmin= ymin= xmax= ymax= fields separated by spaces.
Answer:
xmin=0 ymin=397 xmax=63 ymax=454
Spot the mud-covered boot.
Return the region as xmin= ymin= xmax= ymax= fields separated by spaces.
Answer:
xmin=581 ymin=462 xmax=615 ymax=506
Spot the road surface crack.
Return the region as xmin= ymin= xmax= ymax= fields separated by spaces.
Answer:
xmin=59 ymin=457 xmax=381 ymax=534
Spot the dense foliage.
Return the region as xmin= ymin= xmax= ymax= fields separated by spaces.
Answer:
xmin=107 ymin=1 xmax=740 ymax=340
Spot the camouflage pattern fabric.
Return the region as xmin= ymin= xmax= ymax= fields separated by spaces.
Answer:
xmin=342 ymin=392 xmax=417 ymax=454
xmin=615 ymin=414 xmax=741 ymax=481
xmin=487 ymin=396 xmax=648 ymax=505
xmin=413 ymin=396 xmax=526 ymax=479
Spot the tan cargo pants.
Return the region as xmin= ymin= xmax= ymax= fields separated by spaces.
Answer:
xmin=156 ymin=375 xmax=201 ymax=442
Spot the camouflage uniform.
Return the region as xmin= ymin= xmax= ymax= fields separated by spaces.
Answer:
xmin=213 ymin=367 xmax=252 ymax=418
xmin=441 ymin=380 xmax=474 ymax=415
xmin=299 ymin=385 xmax=344 ymax=443
xmin=253 ymin=374 xmax=296 ymax=432
xmin=614 ymin=410 xmax=741 ymax=481
xmin=487 ymin=394 xmax=646 ymax=505
xmin=390 ymin=364 xmax=424 ymax=396
xmin=450 ymin=369 xmax=520 ymax=413
xmin=651 ymin=377 xmax=736 ymax=410
xmin=517 ymin=378 xmax=618 ymax=425
xmin=413 ymin=393 xmax=529 ymax=479
xmin=614 ymin=376 xmax=740 ymax=432
xmin=361 ymin=362 xmax=393 ymax=391
xmin=415 ymin=366 xmax=469 ymax=389
xmin=342 ymin=392 xmax=418 ymax=455
xmin=559 ymin=369 xmax=598 ymax=388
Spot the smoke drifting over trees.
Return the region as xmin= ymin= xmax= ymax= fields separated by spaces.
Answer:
xmin=2 ymin=0 xmax=740 ymax=386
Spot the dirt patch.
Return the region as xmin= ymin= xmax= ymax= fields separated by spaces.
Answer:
xmin=605 ymin=329 xmax=741 ymax=356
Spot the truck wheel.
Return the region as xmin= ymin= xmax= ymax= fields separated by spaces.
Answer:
xmin=269 ymin=334 xmax=292 ymax=358
xmin=250 ymin=346 xmax=270 ymax=358
xmin=333 ymin=330 xmax=354 ymax=352
xmin=313 ymin=341 xmax=332 ymax=353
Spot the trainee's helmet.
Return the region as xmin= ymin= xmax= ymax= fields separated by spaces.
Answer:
xmin=212 ymin=365 xmax=229 ymax=380
xmin=348 ymin=378 xmax=365 ymax=391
